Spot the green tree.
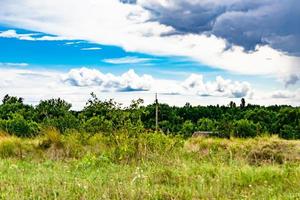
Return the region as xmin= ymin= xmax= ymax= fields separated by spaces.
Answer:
xmin=216 ymin=115 xmax=233 ymax=138
xmin=42 ymin=113 xmax=79 ymax=133
xmin=229 ymin=101 xmax=236 ymax=108
xmin=197 ymin=118 xmax=215 ymax=131
xmin=181 ymin=120 xmax=195 ymax=137
xmin=5 ymin=114 xmax=39 ymax=137
xmin=84 ymin=116 xmax=113 ymax=134
xmin=0 ymin=95 xmax=34 ymax=120
xmin=35 ymin=98 xmax=72 ymax=120
xmin=244 ymin=108 xmax=276 ymax=133
xmin=233 ymin=119 xmax=257 ymax=138
xmin=240 ymin=98 xmax=246 ymax=109
xmin=277 ymin=107 xmax=300 ymax=139
xmin=35 ymin=98 xmax=78 ymax=133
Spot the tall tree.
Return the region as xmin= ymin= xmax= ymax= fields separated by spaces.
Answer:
xmin=240 ymin=98 xmax=246 ymax=109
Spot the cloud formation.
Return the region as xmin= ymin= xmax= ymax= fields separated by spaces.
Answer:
xmin=284 ymin=75 xmax=300 ymax=87
xmin=0 ymin=0 xmax=299 ymax=86
xmin=0 ymin=30 xmax=70 ymax=41
xmin=137 ymin=0 xmax=300 ymax=55
xmin=61 ymin=67 xmax=253 ymax=98
xmin=103 ymin=56 xmax=153 ymax=64
xmin=182 ymin=74 xmax=253 ymax=98
xmin=269 ymin=89 xmax=300 ymax=102
xmin=0 ymin=67 xmax=298 ymax=109
xmin=62 ymin=67 xmax=153 ymax=92
xmin=271 ymin=90 xmax=296 ymax=99
xmin=80 ymin=47 xmax=102 ymax=51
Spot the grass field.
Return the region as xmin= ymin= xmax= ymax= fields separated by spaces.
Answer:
xmin=0 ymin=130 xmax=300 ymax=199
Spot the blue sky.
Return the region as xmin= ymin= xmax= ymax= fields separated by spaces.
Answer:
xmin=0 ymin=26 xmax=222 ymax=78
xmin=0 ymin=0 xmax=299 ymax=108
xmin=0 ymin=26 xmax=278 ymax=84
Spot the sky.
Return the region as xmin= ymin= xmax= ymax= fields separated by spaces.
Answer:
xmin=0 ymin=0 xmax=299 ymax=109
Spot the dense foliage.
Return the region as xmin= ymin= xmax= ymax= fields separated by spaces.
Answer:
xmin=0 ymin=94 xmax=299 ymax=139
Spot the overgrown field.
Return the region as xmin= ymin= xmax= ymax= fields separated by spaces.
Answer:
xmin=0 ymin=130 xmax=300 ymax=199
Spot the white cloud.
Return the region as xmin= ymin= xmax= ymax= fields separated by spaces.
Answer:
xmin=65 ymin=41 xmax=83 ymax=45
xmin=62 ymin=67 xmax=153 ymax=92
xmin=0 ymin=0 xmax=298 ymax=86
xmin=182 ymin=74 xmax=253 ymax=98
xmin=0 ymin=29 xmax=70 ymax=41
xmin=0 ymin=62 xmax=28 ymax=67
xmin=61 ymin=67 xmax=254 ymax=98
xmin=80 ymin=47 xmax=102 ymax=51
xmin=35 ymin=35 xmax=69 ymax=41
xmin=0 ymin=66 xmax=255 ymax=98
xmin=270 ymin=90 xmax=299 ymax=99
xmin=103 ymin=56 xmax=153 ymax=64
xmin=0 ymin=67 xmax=299 ymax=109
xmin=0 ymin=29 xmax=36 ymax=40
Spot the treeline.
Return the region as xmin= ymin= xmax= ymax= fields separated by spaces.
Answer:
xmin=0 ymin=93 xmax=299 ymax=139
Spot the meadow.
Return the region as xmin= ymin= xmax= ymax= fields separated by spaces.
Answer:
xmin=0 ymin=129 xmax=299 ymax=200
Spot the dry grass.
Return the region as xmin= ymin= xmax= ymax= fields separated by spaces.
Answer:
xmin=185 ymin=135 xmax=300 ymax=165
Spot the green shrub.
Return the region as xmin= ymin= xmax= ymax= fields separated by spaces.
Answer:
xmin=83 ymin=116 xmax=113 ymax=134
xmin=234 ymin=119 xmax=258 ymax=138
xmin=42 ymin=113 xmax=79 ymax=133
xmin=181 ymin=120 xmax=195 ymax=137
xmin=197 ymin=118 xmax=215 ymax=131
xmin=279 ymin=125 xmax=299 ymax=140
xmin=5 ymin=114 xmax=40 ymax=137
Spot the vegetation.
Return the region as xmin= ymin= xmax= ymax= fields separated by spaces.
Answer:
xmin=0 ymin=94 xmax=299 ymax=139
xmin=0 ymin=130 xmax=300 ymax=199
xmin=0 ymin=94 xmax=299 ymax=199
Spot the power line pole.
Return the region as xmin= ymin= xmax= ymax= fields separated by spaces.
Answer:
xmin=155 ymin=93 xmax=158 ymax=132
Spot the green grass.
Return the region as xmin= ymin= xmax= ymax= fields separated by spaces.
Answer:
xmin=0 ymin=131 xmax=300 ymax=199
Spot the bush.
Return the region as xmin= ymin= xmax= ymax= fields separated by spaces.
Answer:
xmin=5 ymin=114 xmax=40 ymax=137
xmin=279 ymin=125 xmax=299 ymax=140
xmin=216 ymin=120 xmax=233 ymax=138
xmin=277 ymin=107 xmax=300 ymax=139
xmin=42 ymin=113 xmax=79 ymax=133
xmin=181 ymin=120 xmax=195 ymax=137
xmin=83 ymin=116 xmax=113 ymax=134
xmin=197 ymin=118 xmax=215 ymax=131
xmin=233 ymin=119 xmax=258 ymax=138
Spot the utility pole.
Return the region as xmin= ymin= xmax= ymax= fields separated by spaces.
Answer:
xmin=155 ymin=93 xmax=158 ymax=132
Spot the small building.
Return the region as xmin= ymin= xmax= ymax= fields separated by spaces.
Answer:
xmin=192 ymin=131 xmax=214 ymax=137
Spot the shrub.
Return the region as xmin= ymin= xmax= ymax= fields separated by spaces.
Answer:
xmin=42 ymin=113 xmax=79 ymax=133
xmin=5 ymin=114 xmax=40 ymax=137
xmin=277 ymin=107 xmax=300 ymax=139
xmin=83 ymin=116 xmax=113 ymax=134
xmin=216 ymin=120 xmax=233 ymax=138
xmin=233 ymin=119 xmax=258 ymax=138
xmin=279 ymin=125 xmax=299 ymax=140
xmin=197 ymin=118 xmax=215 ymax=131
xmin=181 ymin=120 xmax=195 ymax=137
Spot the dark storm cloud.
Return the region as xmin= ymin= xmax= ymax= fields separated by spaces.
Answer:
xmin=128 ymin=0 xmax=300 ymax=55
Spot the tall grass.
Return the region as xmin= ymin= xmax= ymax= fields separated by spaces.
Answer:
xmin=0 ymin=130 xmax=299 ymax=199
